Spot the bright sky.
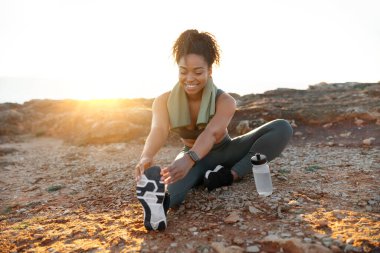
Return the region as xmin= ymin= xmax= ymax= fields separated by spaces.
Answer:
xmin=0 ymin=0 xmax=379 ymax=103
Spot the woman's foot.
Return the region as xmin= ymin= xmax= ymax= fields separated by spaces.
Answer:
xmin=204 ymin=165 xmax=234 ymax=192
xmin=136 ymin=166 xmax=169 ymax=231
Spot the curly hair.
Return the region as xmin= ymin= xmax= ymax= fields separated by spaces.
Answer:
xmin=172 ymin=29 xmax=221 ymax=67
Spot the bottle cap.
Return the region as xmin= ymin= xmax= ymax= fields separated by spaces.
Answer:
xmin=250 ymin=153 xmax=267 ymax=165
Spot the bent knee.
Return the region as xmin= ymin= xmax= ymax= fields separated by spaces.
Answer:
xmin=272 ymin=119 xmax=293 ymax=138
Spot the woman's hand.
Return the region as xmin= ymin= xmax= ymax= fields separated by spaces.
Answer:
xmin=161 ymin=154 xmax=194 ymax=184
xmin=135 ymin=157 xmax=153 ymax=181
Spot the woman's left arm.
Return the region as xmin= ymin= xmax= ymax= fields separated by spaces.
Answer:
xmin=161 ymin=93 xmax=236 ymax=184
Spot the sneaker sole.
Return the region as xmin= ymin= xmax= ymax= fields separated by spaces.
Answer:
xmin=205 ymin=165 xmax=224 ymax=179
xmin=136 ymin=166 xmax=166 ymax=231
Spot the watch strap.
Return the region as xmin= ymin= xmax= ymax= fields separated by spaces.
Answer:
xmin=186 ymin=150 xmax=200 ymax=163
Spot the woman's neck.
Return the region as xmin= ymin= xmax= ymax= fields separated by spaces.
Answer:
xmin=186 ymin=91 xmax=203 ymax=102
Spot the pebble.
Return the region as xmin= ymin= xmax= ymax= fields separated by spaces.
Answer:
xmin=316 ymin=219 xmax=329 ymax=228
xmin=280 ymin=233 xmax=292 ymax=238
xmin=344 ymin=244 xmax=362 ymax=252
xmin=246 ymin=245 xmax=260 ymax=253
xmin=224 ymin=212 xmax=241 ymax=224
xmin=314 ymin=233 xmax=327 ymax=240
xmin=248 ymin=206 xmax=261 ymax=214
xmin=322 ymin=237 xmax=333 ymax=247
xmin=304 ymin=237 xmax=312 ymax=243
xmin=239 ymin=225 xmax=248 ymax=230
xmin=188 ymin=227 xmax=197 ymax=232
xmin=233 ymin=237 xmax=244 ymax=245
xmin=363 ymin=137 xmax=375 ymax=146
xmin=355 ymin=118 xmax=364 ymax=127
xmin=340 ymin=132 xmax=351 ymax=137
xmin=368 ymin=200 xmax=376 ymax=205
xmin=288 ymin=200 xmax=300 ymax=206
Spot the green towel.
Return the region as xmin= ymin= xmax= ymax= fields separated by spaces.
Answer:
xmin=167 ymin=78 xmax=218 ymax=131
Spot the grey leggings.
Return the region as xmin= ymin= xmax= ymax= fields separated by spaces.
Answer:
xmin=167 ymin=119 xmax=293 ymax=207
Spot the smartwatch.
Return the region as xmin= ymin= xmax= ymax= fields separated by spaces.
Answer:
xmin=186 ymin=150 xmax=200 ymax=163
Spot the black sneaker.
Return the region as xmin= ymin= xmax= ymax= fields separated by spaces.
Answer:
xmin=204 ymin=165 xmax=233 ymax=192
xmin=136 ymin=166 xmax=169 ymax=231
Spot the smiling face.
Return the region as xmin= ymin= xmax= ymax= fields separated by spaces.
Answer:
xmin=178 ymin=54 xmax=212 ymax=97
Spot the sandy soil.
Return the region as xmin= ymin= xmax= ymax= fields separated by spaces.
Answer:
xmin=0 ymin=135 xmax=379 ymax=253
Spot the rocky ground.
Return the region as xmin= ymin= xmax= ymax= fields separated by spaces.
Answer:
xmin=0 ymin=82 xmax=379 ymax=252
xmin=0 ymin=131 xmax=379 ymax=252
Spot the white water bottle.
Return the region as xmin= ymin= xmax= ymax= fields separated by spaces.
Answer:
xmin=251 ymin=153 xmax=273 ymax=196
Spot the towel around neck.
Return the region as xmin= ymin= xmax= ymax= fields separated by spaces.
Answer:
xmin=167 ymin=78 xmax=218 ymax=131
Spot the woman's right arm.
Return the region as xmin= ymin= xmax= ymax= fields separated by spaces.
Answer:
xmin=135 ymin=92 xmax=170 ymax=181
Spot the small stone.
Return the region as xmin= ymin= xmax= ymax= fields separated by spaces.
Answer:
xmin=344 ymin=244 xmax=362 ymax=252
xmin=363 ymin=137 xmax=375 ymax=146
xmin=33 ymin=234 xmax=44 ymax=239
xmin=295 ymin=232 xmax=304 ymax=237
xmin=327 ymin=141 xmax=335 ymax=147
xmin=239 ymin=225 xmax=248 ymax=230
xmin=233 ymin=237 xmax=245 ymax=245
xmin=314 ymin=233 xmax=327 ymax=240
xmin=304 ymin=237 xmax=312 ymax=243
xmin=368 ymin=200 xmax=376 ymax=205
xmin=280 ymin=233 xmax=292 ymax=238
xmin=355 ymin=118 xmax=364 ymax=127
xmin=282 ymin=238 xmax=306 ymax=253
xmin=322 ymin=238 xmax=333 ymax=247
xmin=346 ymin=238 xmax=354 ymax=244
xmin=16 ymin=208 xmax=27 ymax=213
xmin=248 ymin=206 xmax=262 ymax=214
xmin=170 ymin=243 xmax=178 ymax=247
xmin=224 ymin=212 xmax=241 ymax=224
xmin=323 ymin=123 xmax=333 ymax=128
xmin=246 ymin=245 xmax=260 ymax=253
xmin=316 ymin=219 xmax=329 ymax=228
xmin=340 ymin=132 xmax=351 ymax=137
xmin=288 ymin=200 xmax=300 ymax=206
xmin=211 ymin=242 xmax=244 ymax=253
xmin=189 ymin=227 xmax=197 ymax=232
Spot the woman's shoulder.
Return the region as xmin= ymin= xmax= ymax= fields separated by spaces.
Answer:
xmin=217 ymin=90 xmax=235 ymax=103
xmin=154 ymin=91 xmax=170 ymax=101
xmin=152 ymin=91 xmax=171 ymax=109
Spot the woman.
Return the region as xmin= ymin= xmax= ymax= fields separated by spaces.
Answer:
xmin=135 ymin=29 xmax=293 ymax=231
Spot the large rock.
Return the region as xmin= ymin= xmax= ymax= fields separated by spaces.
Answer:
xmin=231 ymin=82 xmax=380 ymax=128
